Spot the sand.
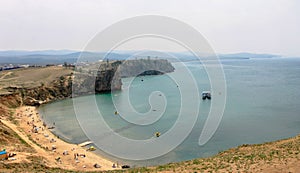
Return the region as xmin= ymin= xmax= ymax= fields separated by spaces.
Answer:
xmin=2 ymin=106 xmax=118 ymax=171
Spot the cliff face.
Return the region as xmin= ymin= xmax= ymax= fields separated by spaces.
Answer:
xmin=95 ymin=68 xmax=122 ymax=92
xmin=0 ymin=75 xmax=73 ymax=107
xmin=72 ymin=61 xmax=122 ymax=96
xmin=95 ymin=61 xmax=122 ymax=92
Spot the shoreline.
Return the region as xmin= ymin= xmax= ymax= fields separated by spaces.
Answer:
xmin=5 ymin=106 xmax=118 ymax=171
xmin=2 ymin=103 xmax=300 ymax=172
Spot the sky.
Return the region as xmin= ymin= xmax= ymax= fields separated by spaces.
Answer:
xmin=0 ymin=0 xmax=299 ymax=56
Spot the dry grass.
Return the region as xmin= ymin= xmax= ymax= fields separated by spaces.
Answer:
xmin=0 ymin=121 xmax=34 ymax=153
xmin=0 ymin=156 xmax=74 ymax=173
xmin=132 ymin=135 xmax=300 ymax=173
xmin=0 ymin=66 xmax=73 ymax=94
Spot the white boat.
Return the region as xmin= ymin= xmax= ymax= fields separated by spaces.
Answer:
xmin=202 ymin=91 xmax=211 ymax=100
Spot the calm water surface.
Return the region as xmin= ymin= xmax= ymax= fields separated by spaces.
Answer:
xmin=39 ymin=58 xmax=300 ymax=166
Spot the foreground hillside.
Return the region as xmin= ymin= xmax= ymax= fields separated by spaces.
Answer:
xmin=136 ymin=135 xmax=300 ymax=173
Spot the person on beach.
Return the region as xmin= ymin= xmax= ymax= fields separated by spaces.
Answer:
xmin=74 ymin=153 xmax=78 ymax=160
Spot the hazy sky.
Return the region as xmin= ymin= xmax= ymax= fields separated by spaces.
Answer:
xmin=0 ymin=0 xmax=299 ymax=56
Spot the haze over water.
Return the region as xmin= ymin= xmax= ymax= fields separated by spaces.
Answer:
xmin=39 ymin=57 xmax=300 ymax=166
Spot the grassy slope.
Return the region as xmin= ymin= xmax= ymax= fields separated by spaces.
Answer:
xmin=137 ymin=134 xmax=300 ymax=173
xmin=0 ymin=66 xmax=73 ymax=94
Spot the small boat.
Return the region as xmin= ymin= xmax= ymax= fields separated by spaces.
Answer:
xmin=114 ymin=111 xmax=118 ymax=115
xmin=155 ymin=132 xmax=161 ymax=137
xmin=202 ymin=91 xmax=211 ymax=100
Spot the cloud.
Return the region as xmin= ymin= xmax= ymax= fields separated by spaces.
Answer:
xmin=0 ymin=0 xmax=299 ymax=56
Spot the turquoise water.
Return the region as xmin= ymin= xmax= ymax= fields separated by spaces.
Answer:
xmin=38 ymin=58 xmax=300 ymax=166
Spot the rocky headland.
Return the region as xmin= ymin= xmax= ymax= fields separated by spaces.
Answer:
xmin=0 ymin=59 xmax=174 ymax=107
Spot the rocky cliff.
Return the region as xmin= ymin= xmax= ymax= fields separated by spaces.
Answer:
xmin=0 ymin=74 xmax=73 ymax=107
xmin=75 ymin=59 xmax=174 ymax=95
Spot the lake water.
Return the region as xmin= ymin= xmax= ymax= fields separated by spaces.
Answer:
xmin=38 ymin=58 xmax=300 ymax=167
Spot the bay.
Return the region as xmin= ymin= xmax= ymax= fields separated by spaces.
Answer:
xmin=38 ymin=57 xmax=300 ymax=166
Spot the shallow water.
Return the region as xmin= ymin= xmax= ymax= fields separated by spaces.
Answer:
xmin=39 ymin=58 xmax=300 ymax=166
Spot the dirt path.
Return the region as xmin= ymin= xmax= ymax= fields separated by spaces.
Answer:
xmin=0 ymin=72 xmax=12 ymax=79
xmin=2 ymin=120 xmax=48 ymax=154
xmin=1 ymin=106 xmax=119 ymax=171
xmin=1 ymin=119 xmax=52 ymax=164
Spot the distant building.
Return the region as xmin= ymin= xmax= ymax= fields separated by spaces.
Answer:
xmin=20 ymin=64 xmax=30 ymax=68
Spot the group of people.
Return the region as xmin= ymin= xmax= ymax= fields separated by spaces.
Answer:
xmin=19 ymin=107 xmax=130 ymax=170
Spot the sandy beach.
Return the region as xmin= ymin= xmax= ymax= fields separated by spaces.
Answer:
xmin=2 ymin=106 xmax=118 ymax=171
xmin=2 ymin=106 xmax=300 ymax=172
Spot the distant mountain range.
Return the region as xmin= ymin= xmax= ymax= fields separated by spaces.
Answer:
xmin=0 ymin=50 xmax=281 ymax=65
xmin=219 ymin=52 xmax=280 ymax=59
